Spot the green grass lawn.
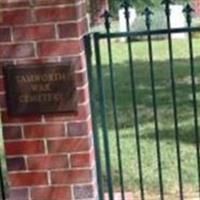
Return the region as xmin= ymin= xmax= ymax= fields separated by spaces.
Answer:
xmin=93 ymin=38 xmax=200 ymax=197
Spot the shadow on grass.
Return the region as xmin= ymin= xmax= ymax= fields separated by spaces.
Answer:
xmin=93 ymin=57 xmax=200 ymax=145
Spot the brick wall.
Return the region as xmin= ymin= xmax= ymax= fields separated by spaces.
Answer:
xmin=0 ymin=0 xmax=97 ymax=200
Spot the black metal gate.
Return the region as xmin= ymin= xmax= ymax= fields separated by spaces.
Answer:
xmin=85 ymin=1 xmax=200 ymax=199
xmin=0 ymin=119 xmax=7 ymax=200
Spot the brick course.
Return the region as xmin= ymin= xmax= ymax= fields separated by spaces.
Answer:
xmin=0 ymin=0 xmax=96 ymax=199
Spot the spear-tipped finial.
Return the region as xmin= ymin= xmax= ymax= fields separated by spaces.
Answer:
xmin=161 ymin=0 xmax=174 ymax=5
xmin=100 ymin=10 xmax=112 ymax=32
xmin=183 ymin=3 xmax=194 ymax=26
xmin=121 ymin=0 xmax=132 ymax=20
xmin=142 ymin=7 xmax=153 ymax=29
xmin=161 ymin=0 xmax=174 ymax=16
xmin=121 ymin=0 xmax=132 ymax=9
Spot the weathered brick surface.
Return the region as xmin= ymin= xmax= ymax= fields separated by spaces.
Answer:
xmin=74 ymin=184 xmax=94 ymax=199
xmin=37 ymin=40 xmax=83 ymax=57
xmin=48 ymin=138 xmax=91 ymax=153
xmin=24 ymin=124 xmax=65 ymax=138
xmin=51 ymin=169 xmax=92 ymax=184
xmin=5 ymin=140 xmax=45 ymax=155
xmin=68 ymin=120 xmax=90 ymax=137
xmin=2 ymin=112 xmax=42 ymax=123
xmin=7 ymin=188 xmax=28 ymax=200
xmin=70 ymin=151 xmax=94 ymax=168
xmin=9 ymin=172 xmax=48 ymax=187
xmin=35 ymin=3 xmax=86 ymax=23
xmin=0 ymin=43 xmax=35 ymax=59
xmin=31 ymin=186 xmax=72 ymax=200
xmin=0 ymin=9 xmax=32 ymax=25
xmin=0 ymin=28 xmax=11 ymax=42
xmin=6 ymin=157 xmax=26 ymax=171
xmin=58 ymin=18 xmax=88 ymax=38
xmin=3 ymin=126 xmax=22 ymax=141
xmin=27 ymin=155 xmax=69 ymax=170
xmin=13 ymin=25 xmax=55 ymax=41
xmin=1 ymin=0 xmax=96 ymax=199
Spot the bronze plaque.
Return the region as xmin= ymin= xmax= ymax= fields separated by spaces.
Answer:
xmin=3 ymin=63 xmax=78 ymax=116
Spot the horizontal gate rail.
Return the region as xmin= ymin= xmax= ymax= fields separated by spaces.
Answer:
xmin=96 ymin=26 xmax=200 ymax=40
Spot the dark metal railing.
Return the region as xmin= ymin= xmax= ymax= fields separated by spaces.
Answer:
xmin=84 ymin=0 xmax=200 ymax=200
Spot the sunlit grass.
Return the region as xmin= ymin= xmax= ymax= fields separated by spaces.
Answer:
xmin=93 ymin=38 xmax=200 ymax=197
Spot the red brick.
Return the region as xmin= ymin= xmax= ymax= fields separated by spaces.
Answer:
xmin=27 ymin=155 xmax=68 ymax=170
xmin=68 ymin=121 xmax=90 ymax=137
xmin=0 ymin=28 xmax=11 ymax=42
xmin=24 ymin=124 xmax=65 ymax=138
xmin=51 ymin=169 xmax=92 ymax=184
xmin=37 ymin=40 xmax=83 ymax=57
xmin=0 ymin=93 xmax=6 ymax=108
xmin=0 ymin=43 xmax=34 ymax=59
xmin=75 ymin=71 xmax=87 ymax=87
xmin=9 ymin=172 xmax=48 ymax=187
xmin=77 ymin=87 xmax=89 ymax=103
xmin=48 ymin=138 xmax=91 ymax=153
xmin=1 ymin=0 xmax=30 ymax=8
xmin=16 ymin=57 xmax=58 ymax=65
xmin=1 ymin=9 xmax=32 ymax=25
xmin=0 ymin=77 xmax=5 ymax=92
xmin=58 ymin=18 xmax=87 ymax=38
xmin=31 ymin=186 xmax=72 ymax=200
xmin=5 ymin=140 xmax=45 ymax=155
xmin=2 ymin=111 xmax=41 ymax=123
xmin=74 ymin=184 xmax=94 ymax=199
xmin=70 ymin=152 xmax=94 ymax=168
xmin=7 ymin=157 xmax=26 ymax=171
xmin=35 ymin=4 xmax=86 ymax=23
xmin=3 ymin=126 xmax=22 ymax=140
xmin=32 ymin=0 xmax=81 ymax=6
xmin=61 ymin=54 xmax=85 ymax=70
xmin=8 ymin=188 xmax=28 ymax=200
xmin=13 ymin=25 xmax=55 ymax=41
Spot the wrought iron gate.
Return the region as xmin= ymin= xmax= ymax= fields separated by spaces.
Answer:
xmin=85 ymin=1 xmax=200 ymax=199
xmin=0 ymin=114 xmax=7 ymax=200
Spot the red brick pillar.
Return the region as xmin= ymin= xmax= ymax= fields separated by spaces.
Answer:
xmin=0 ymin=0 xmax=97 ymax=200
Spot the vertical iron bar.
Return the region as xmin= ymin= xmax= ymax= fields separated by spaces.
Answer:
xmin=144 ymin=7 xmax=164 ymax=200
xmin=94 ymin=32 xmax=114 ymax=200
xmin=123 ymin=2 xmax=145 ymax=199
xmin=84 ymin=34 xmax=105 ymax=200
xmin=103 ymin=11 xmax=126 ymax=200
xmin=184 ymin=5 xmax=200 ymax=198
xmin=188 ymin=25 xmax=200 ymax=200
xmin=0 ymin=159 xmax=5 ymax=200
xmin=163 ymin=1 xmax=184 ymax=199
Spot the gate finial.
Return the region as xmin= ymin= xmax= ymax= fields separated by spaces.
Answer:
xmin=142 ymin=7 xmax=153 ymax=30
xmin=183 ymin=4 xmax=194 ymax=27
xmin=161 ymin=0 xmax=174 ymax=16
xmin=121 ymin=0 xmax=132 ymax=31
xmin=121 ymin=0 xmax=132 ymax=23
xmin=101 ymin=10 xmax=112 ymax=33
